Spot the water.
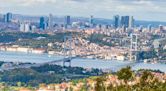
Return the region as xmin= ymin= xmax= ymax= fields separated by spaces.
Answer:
xmin=0 ymin=51 xmax=166 ymax=73
xmin=0 ymin=51 xmax=64 ymax=63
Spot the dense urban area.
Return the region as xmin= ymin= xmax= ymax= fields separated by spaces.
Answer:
xmin=0 ymin=12 xmax=166 ymax=91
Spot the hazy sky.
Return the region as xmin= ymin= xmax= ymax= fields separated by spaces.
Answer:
xmin=0 ymin=0 xmax=166 ymax=21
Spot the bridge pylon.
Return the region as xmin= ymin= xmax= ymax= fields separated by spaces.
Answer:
xmin=62 ymin=35 xmax=73 ymax=67
xmin=130 ymin=33 xmax=138 ymax=62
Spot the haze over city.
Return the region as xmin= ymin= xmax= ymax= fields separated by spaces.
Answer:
xmin=0 ymin=0 xmax=166 ymax=21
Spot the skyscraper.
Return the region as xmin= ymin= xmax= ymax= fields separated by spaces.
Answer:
xmin=25 ymin=23 xmax=30 ymax=32
xmin=121 ymin=16 xmax=129 ymax=28
xmin=20 ymin=23 xmax=25 ymax=32
xmin=65 ymin=16 xmax=71 ymax=29
xmin=40 ymin=17 xmax=48 ymax=30
xmin=113 ymin=15 xmax=120 ymax=29
xmin=129 ymin=16 xmax=134 ymax=28
xmin=66 ymin=16 xmax=71 ymax=25
xmin=4 ymin=12 xmax=12 ymax=23
xmin=89 ymin=15 xmax=94 ymax=26
xmin=159 ymin=25 xmax=164 ymax=32
xmin=120 ymin=16 xmax=134 ymax=30
xmin=138 ymin=25 xmax=143 ymax=32
xmin=48 ymin=14 xmax=53 ymax=30
xmin=19 ymin=22 xmax=30 ymax=32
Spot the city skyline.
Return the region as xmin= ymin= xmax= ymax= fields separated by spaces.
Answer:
xmin=0 ymin=0 xmax=166 ymax=22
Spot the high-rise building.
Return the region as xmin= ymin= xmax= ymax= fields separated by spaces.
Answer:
xmin=40 ymin=17 xmax=45 ymax=30
xmin=121 ymin=16 xmax=129 ymax=28
xmin=25 ymin=23 xmax=30 ymax=32
xmin=89 ymin=15 xmax=94 ymax=26
xmin=138 ymin=25 xmax=143 ymax=32
xmin=4 ymin=12 xmax=12 ymax=23
xmin=0 ymin=14 xmax=4 ymax=22
xmin=40 ymin=17 xmax=48 ymax=30
xmin=19 ymin=23 xmax=30 ymax=32
xmin=129 ymin=16 xmax=134 ymax=28
xmin=113 ymin=15 xmax=120 ymax=29
xmin=20 ymin=23 xmax=25 ymax=32
xmin=148 ymin=24 xmax=152 ymax=31
xmin=120 ymin=16 xmax=134 ymax=30
xmin=31 ymin=25 xmax=37 ymax=32
xmin=66 ymin=16 xmax=71 ymax=25
xmin=65 ymin=16 xmax=71 ymax=29
xmin=159 ymin=25 xmax=164 ymax=32
xmin=48 ymin=14 xmax=53 ymax=30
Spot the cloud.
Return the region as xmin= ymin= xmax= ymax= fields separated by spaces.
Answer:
xmin=0 ymin=0 xmax=57 ymax=6
xmin=0 ymin=0 xmax=165 ymax=21
xmin=66 ymin=0 xmax=86 ymax=2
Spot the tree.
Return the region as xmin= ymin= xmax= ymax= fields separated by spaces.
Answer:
xmin=138 ymin=50 xmax=157 ymax=60
xmin=140 ymin=70 xmax=154 ymax=86
xmin=95 ymin=76 xmax=106 ymax=91
xmin=117 ymin=66 xmax=134 ymax=83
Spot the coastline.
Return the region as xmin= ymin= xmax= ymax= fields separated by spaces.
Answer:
xmin=0 ymin=51 xmax=166 ymax=73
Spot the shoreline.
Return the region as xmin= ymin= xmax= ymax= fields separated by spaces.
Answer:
xmin=0 ymin=50 xmax=129 ymax=62
xmin=0 ymin=50 xmax=166 ymax=73
xmin=0 ymin=60 xmax=166 ymax=73
xmin=0 ymin=50 xmax=164 ymax=64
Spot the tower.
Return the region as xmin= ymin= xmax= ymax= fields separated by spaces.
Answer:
xmin=130 ymin=33 xmax=138 ymax=61
xmin=129 ymin=16 xmax=134 ymax=28
xmin=113 ymin=15 xmax=120 ymax=29
xmin=48 ymin=14 xmax=53 ymax=30
xmin=121 ymin=16 xmax=129 ymax=31
xmin=159 ymin=25 xmax=164 ymax=32
xmin=19 ymin=22 xmax=30 ymax=32
xmin=40 ymin=17 xmax=48 ymax=30
xmin=24 ymin=23 xmax=30 ymax=32
xmin=62 ymin=35 xmax=73 ymax=67
xmin=65 ymin=16 xmax=71 ymax=29
xmin=66 ymin=16 xmax=71 ymax=25
xmin=20 ymin=23 xmax=25 ymax=32
xmin=90 ymin=15 xmax=94 ymax=27
xmin=121 ymin=16 xmax=129 ymax=28
xmin=4 ymin=12 xmax=12 ymax=23
xmin=120 ymin=16 xmax=135 ymax=31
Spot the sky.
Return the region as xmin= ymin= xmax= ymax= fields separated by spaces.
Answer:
xmin=0 ymin=0 xmax=166 ymax=22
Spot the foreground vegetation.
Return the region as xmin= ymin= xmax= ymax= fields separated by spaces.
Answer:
xmin=0 ymin=66 xmax=165 ymax=91
xmin=94 ymin=67 xmax=166 ymax=91
xmin=0 ymin=64 xmax=101 ymax=87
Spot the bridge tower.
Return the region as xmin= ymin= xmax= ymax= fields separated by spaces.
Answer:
xmin=130 ymin=33 xmax=138 ymax=62
xmin=62 ymin=35 xmax=73 ymax=67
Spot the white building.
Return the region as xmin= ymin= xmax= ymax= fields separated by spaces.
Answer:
xmin=24 ymin=23 xmax=30 ymax=32
xmin=20 ymin=23 xmax=25 ymax=32
xmin=19 ymin=22 xmax=30 ymax=32
xmin=48 ymin=13 xmax=53 ymax=30
xmin=31 ymin=25 xmax=37 ymax=32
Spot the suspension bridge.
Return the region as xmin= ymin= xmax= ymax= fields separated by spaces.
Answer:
xmin=43 ymin=33 xmax=139 ymax=67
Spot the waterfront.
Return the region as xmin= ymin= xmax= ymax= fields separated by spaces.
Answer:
xmin=0 ymin=51 xmax=166 ymax=73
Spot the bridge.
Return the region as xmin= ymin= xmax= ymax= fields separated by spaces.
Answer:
xmin=44 ymin=35 xmax=104 ymax=67
xmin=43 ymin=33 xmax=139 ymax=67
xmin=44 ymin=52 xmax=102 ymax=67
xmin=0 ymin=33 xmax=141 ymax=71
